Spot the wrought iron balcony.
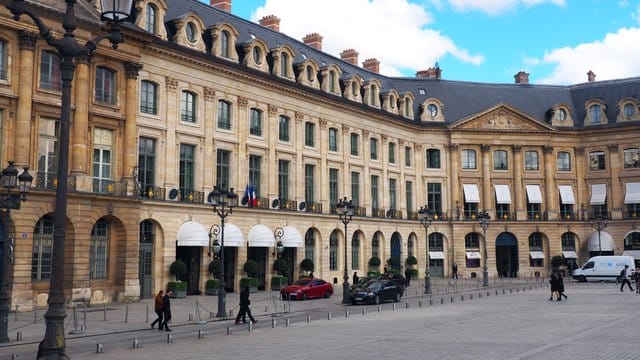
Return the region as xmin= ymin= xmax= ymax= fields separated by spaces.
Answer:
xmin=35 ymin=171 xmax=57 ymax=190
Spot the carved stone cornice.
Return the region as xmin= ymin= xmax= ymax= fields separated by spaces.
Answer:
xmin=608 ymin=144 xmax=619 ymax=153
xmin=398 ymin=139 xmax=405 ymax=146
xmin=18 ymin=30 xmax=38 ymax=50
xmin=268 ymin=104 xmax=278 ymax=116
xmin=165 ymin=77 xmax=178 ymax=92
xmin=542 ymin=145 xmax=554 ymax=154
xmin=124 ymin=62 xmax=143 ymax=79
xmin=481 ymin=144 xmax=491 ymax=153
xmin=414 ymin=144 xmax=422 ymax=151
xmin=512 ymin=145 xmax=522 ymax=153
xmin=448 ymin=143 xmax=459 ymax=152
xmin=204 ymin=87 xmax=216 ymax=101
xmin=238 ymin=96 xmax=248 ymax=109
xmin=381 ymin=134 xmax=388 ymax=142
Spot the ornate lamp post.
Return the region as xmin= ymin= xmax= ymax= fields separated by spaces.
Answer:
xmin=274 ymin=227 xmax=284 ymax=259
xmin=336 ymin=197 xmax=355 ymax=305
xmin=210 ymin=186 xmax=238 ymax=318
xmin=0 ymin=162 xmax=33 ymax=343
xmin=590 ymin=216 xmax=608 ymax=256
xmin=4 ymin=1 xmax=133 ymax=357
xmin=417 ymin=206 xmax=434 ymax=294
xmin=478 ymin=211 xmax=491 ymax=287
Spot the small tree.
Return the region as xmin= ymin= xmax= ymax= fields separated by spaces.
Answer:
xmin=273 ymin=258 xmax=289 ymax=276
xmin=300 ymin=258 xmax=314 ymax=275
xmin=386 ymin=257 xmax=400 ymax=269
xmin=243 ymin=260 xmax=259 ymax=277
xmin=169 ymin=259 xmax=187 ymax=281
xmin=368 ymin=256 xmax=381 ymax=269
xmin=405 ymin=255 xmax=418 ymax=268
xmin=551 ymin=255 xmax=564 ymax=270
xmin=208 ymin=259 xmax=221 ymax=279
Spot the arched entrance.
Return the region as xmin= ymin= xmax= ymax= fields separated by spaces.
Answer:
xmin=496 ymin=232 xmax=518 ymax=278
xmin=390 ymin=232 xmax=402 ymax=271
xmin=139 ymin=220 xmax=155 ymax=299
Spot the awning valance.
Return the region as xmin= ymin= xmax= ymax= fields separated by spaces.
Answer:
xmin=562 ymin=251 xmax=577 ymax=259
xmin=494 ymin=184 xmax=512 ymax=204
xmin=526 ymin=184 xmax=543 ymax=204
xmin=624 ymin=182 xmax=640 ymax=204
xmin=529 ymin=251 xmax=545 ymax=259
xmin=176 ymin=221 xmax=209 ymax=247
xmin=281 ymin=226 xmax=303 ymax=247
xmin=463 ymin=184 xmax=480 ymax=203
xmin=220 ymin=223 xmax=244 ymax=247
xmin=590 ymin=184 xmax=607 ymax=205
xmin=429 ymin=251 xmax=445 ymax=259
xmin=465 ymin=251 xmax=481 ymax=259
xmin=558 ymin=185 xmax=576 ymax=205
xmin=587 ymin=231 xmax=614 ymax=252
xmin=248 ymin=224 xmax=275 ymax=247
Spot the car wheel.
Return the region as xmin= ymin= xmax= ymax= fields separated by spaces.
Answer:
xmin=374 ymin=295 xmax=381 ymax=305
xmin=579 ymin=275 xmax=587 ymax=283
xmin=394 ymin=292 xmax=401 ymax=302
xmin=324 ymin=290 xmax=332 ymax=298
xmin=301 ymin=292 xmax=308 ymax=300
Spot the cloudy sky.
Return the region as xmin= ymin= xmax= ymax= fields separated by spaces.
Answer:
xmin=202 ymin=0 xmax=640 ymax=85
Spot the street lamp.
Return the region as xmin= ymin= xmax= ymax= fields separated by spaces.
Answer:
xmin=274 ymin=227 xmax=284 ymax=258
xmin=590 ymin=216 xmax=608 ymax=256
xmin=478 ymin=211 xmax=490 ymax=287
xmin=210 ymin=185 xmax=238 ymax=318
xmin=417 ymin=206 xmax=434 ymax=294
xmin=336 ymin=197 xmax=355 ymax=305
xmin=5 ymin=0 xmax=134 ymax=357
xmin=0 ymin=162 xmax=33 ymax=343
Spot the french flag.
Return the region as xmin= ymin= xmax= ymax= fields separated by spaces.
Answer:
xmin=251 ymin=186 xmax=258 ymax=207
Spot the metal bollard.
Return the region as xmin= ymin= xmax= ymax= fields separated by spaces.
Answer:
xmin=228 ymin=310 xmax=233 ymax=317
xmin=210 ymin=312 xmax=214 ymax=319
xmin=248 ymin=322 xmax=253 ymax=332
xmin=16 ymin=332 xmax=22 ymax=341
xmin=145 ymin=305 xmax=149 ymax=323
xmin=285 ymin=318 xmax=290 ymax=327
xmin=470 ymin=294 xmax=474 ymax=300
xmin=188 ymin=313 xmax=194 ymax=321
xmin=34 ymin=309 xmax=37 ymax=324
xmin=361 ymin=308 xmax=366 ymax=315
xmin=405 ymin=302 xmax=409 ymax=309
xmin=345 ymin=310 xmax=349 ymax=318
xmin=451 ymin=296 xmax=454 ymax=303
xmin=124 ymin=305 xmax=129 ymax=323
xmin=132 ymin=338 xmax=139 ymax=349
xmin=96 ymin=343 xmax=103 ymax=353
xmin=265 ymin=306 xmax=268 ymax=312
xmin=306 ymin=315 xmax=311 ymax=323
xmin=167 ymin=334 xmax=173 ymax=343
xmin=429 ymin=299 xmax=433 ymax=306
xmin=198 ymin=330 xmax=205 ymax=339
xmin=103 ymin=303 xmax=107 ymax=321
xmin=327 ymin=313 xmax=332 ymax=320
xmin=460 ymin=295 xmax=464 ymax=301
xmin=272 ymin=318 xmax=277 ymax=328
xmin=441 ymin=297 xmax=444 ymax=304
xmin=14 ymin=306 xmax=17 ymax=322
xmin=418 ymin=300 xmax=422 ymax=307
xmin=392 ymin=304 xmax=396 ymax=311
xmin=377 ymin=305 xmax=381 ymax=312
xmin=226 ymin=326 xmax=232 ymax=335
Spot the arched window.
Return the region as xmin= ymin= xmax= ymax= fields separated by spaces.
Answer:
xmin=280 ymin=52 xmax=289 ymax=77
xmin=407 ymin=236 xmax=414 ymax=257
xmin=304 ymin=229 xmax=315 ymax=263
xmin=370 ymin=85 xmax=377 ymax=105
xmin=465 ymin=233 xmax=479 ymax=248
xmin=462 ymin=149 xmax=477 ymax=169
xmin=328 ymin=70 xmax=336 ymax=93
xmin=352 ymin=233 xmax=360 ymax=270
xmin=140 ymin=80 xmax=158 ymax=115
xmin=329 ymin=231 xmax=338 ymax=271
xmin=561 ymin=232 xmax=575 ymax=250
xmin=429 ymin=233 xmax=444 ymax=250
xmin=529 ymin=232 xmax=543 ymax=267
xmin=372 ymin=232 xmax=380 ymax=258
xmin=32 ymin=215 xmax=54 ymax=280
xmin=90 ymin=219 xmax=109 ymax=280
xmin=220 ymin=30 xmax=230 ymax=58
xmin=589 ymin=104 xmax=601 ymax=124
xmin=145 ymin=4 xmax=157 ymax=34
xmin=351 ymin=81 xmax=358 ymax=98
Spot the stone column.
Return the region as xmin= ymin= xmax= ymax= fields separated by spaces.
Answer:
xmin=608 ymin=145 xmax=622 ymax=219
xmin=163 ymin=77 xmax=179 ymax=190
xmin=512 ymin=145 xmax=524 ymax=220
xmin=574 ymin=147 xmax=586 ymax=219
xmin=448 ymin=144 xmax=460 ymax=219
xmin=203 ymin=87 xmax=217 ymax=191
xmin=70 ymin=55 xmax=91 ymax=180
xmin=481 ymin=144 xmax=492 ymax=215
xmin=122 ymin=62 xmax=143 ymax=195
xmin=543 ymin=145 xmax=556 ymax=220
xmin=341 ymin=124 xmax=351 ymax=199
xmin=13 ymin=31 xmax=38 ymax=167
xmin=319 ymin=118 xmax=328 ymax=207
xmin=235 ymin=96 xmax=248 ymax=192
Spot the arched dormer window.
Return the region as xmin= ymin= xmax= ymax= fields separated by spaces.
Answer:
xmin=329 ymin=71 xmax=336 ymax=93
xmin=399 ymin=93 xmax=415 ymax=119
xmin=363 ymin=79 xmax=382 ymax=108
xmin=145 ymin=3 xmax=157 ymax=34
xmin=134 ymin=0 xmax=168 ymax=39
xmin=420 ymin=99 xmax=445 ymax=122
xmin=209 ymin=23 xmax=239 ymax=61
xmin=296 ymin=59 xmax=320 ymax=89
xmin=584 ymin=100 xmax=607 ymax=125
xmin=382 ymin=90 xmax=400 ymax=114
xmin=270 ymin=45 xmax=295 ymax=81
xmin=242 ymin=39 xmax=269 ymax=73
xmin=549 ymin=104 xmax=574 ymax=127
xmin=617 ymin=98 xmax=640 ymax=122
xmin=281 ymin=53 xmax=289 ymax=77
xmin=343 ymin=76 xmax=362 ymax=103
xmin=171 ymin=12 xmax=206 ymax=52
xmin=220 ymin=30 xmax=230 ymax=57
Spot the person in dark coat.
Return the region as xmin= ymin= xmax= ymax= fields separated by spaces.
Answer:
xmin=549 ymin=273 xmax=558 ymax=301
xmin=150 ymin=290 xmax=164 ymax=330
xmin=404 ymin=267 xmax=412 ymax=286
xmin=352 ymin=271 xmax=359 ymax=287
xmin=159 ymin=289 xmax=172 ymax=331
xmin=556 ymin=272 xmax=567 ymax=301
xmin=235 ymin=286 xmax=256 ymax=325
xmin=452 ymin=263 xmax=458 ymax=279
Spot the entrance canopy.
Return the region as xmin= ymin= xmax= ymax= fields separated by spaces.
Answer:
xmin=281 ymin=226 xmax=303 ymax=247
xmin=587 ymin=231 xmax=614 ymax=252
xmin=558 ymin=185 xmax=576 ymax=205
xmin=494 ymin=184 xmax=512 ymax=204
xmin=525 ymin=185 xmax=543 ymax=204
xmin=590 ymin=184 xmax=607 ymax=205
xmin=176 ymin=221 xmax=209 ymax=247
xmin=624 ymin=182 xmax=640 ymax=204
xmin=248 ymin=224 xmax=275 ymax=247
xmin=221 ymin=223 xmax=244 ymax=247
xmin=463 ymin=184 xmax=480 ymax=203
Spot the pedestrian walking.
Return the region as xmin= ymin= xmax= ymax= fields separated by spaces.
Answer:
xmin=549 ymin=273 xmax=558 ymax=301
xmin=159 ymin=289 xmax=173 ymax=331
xmin=150 ymin=290 xmax=164 ymax=330
xmin=352 ymin=271 xmax=359 ymax=287
xmin=556 ymin=272 xmax=567 ymax=301
xmin=452 ymin=262 xmax=458 ymax=279
xmin=404 ymin=267 xmax=412 ymax=287
xmin=619 ymin=265 xmax=634 ymax=292
xmin=634 ymin=269 xmax=640 ymax=294
xmin=235 ymin=285 xmax=257 ymax=325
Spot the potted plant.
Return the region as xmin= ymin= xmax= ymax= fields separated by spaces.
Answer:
xmin=410 ymin=268 xmax=419 ymax=279
xmin=405 ymin=256 xmax=418 ymax=279
xmin=205 ymin=279 xmax=220 ymax=295
xmin=272 ymin=258 xmax=289 ymax=290
xmin=551 ymin=255 xmax=565 ymax=276
xmin=368 ymin=256 xmax=381 ymax=271
xmin=169 ymin=260 xmax=188 ymax=298
xmin=270 ymin=276 xmax=288 ymax=291
xmin=300 ymin=258 xmax=314 ymax=277
xmin=208 ymin=259 xmax=221 ymax=279
xmin=167 ymin=280 xmax=187 ymax=298
xmin=242 ymin=260 xmax=260 ymax=292
xmin=240 ymin=277 xmax=259 ymax=292
xmin=386 ymin=257 xmax=400 ymax=272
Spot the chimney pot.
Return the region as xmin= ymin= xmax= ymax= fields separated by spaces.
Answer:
xmin=363 ymin=58 xmax=380 ymax=73
xmin=587 ymin=70 xmax=596 ymax=82
xmin=210 ymin=0 xmax=231 ymax=12
xmin=514 ymin=71 xmax=529 ymax=84
xmin=302 ymin=33 xmax=323 ymax=51
xmin=416 ymin=66 xmax=441 ymax=79
xmin=259 ymin=15 xmax=281 ymax=32
xmin=340 ymin=49 xmax=359 ymax=66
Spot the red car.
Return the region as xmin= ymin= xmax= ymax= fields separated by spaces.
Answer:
xmin=280 ymin=278 xmax=333 ymax=300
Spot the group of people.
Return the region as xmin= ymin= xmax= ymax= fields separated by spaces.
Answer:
xmin=150 ymin=289 xmax=173 ymax=332
xmin=549 ymin=272 xmax=568 ymax=301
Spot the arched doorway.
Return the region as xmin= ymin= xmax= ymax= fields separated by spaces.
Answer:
xmin=139 ymin=220 xmax=155 ymax=299
xmin=390 ymin=232 xmax=402 ymax=271
xmin=496 ymin=232 xmax=518 ymax=278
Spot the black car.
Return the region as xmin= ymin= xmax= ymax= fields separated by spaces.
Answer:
xmin=349 ymin=279 xmax=404 ymax=305
xmin=378 ymin=274 xmax=408 ymax=289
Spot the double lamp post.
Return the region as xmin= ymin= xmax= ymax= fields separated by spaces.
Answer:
xmin=336 ymin=197 xmax=355 ymax=305
xmin=417 ymin=206 xmax=433 ymax=294
xmin=590 ymin=216 xmax=608 ymax=256
xmin=478 ymin=211 xmax=491 ymax=287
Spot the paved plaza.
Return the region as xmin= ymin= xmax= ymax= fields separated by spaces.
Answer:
xmin=1 ymin=279 xmax=639 ymax=359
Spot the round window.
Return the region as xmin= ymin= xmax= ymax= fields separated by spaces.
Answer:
xmin=252 ymin=46 xmax=262 ymax=65
xmin=624 ymin=103 xmax=635 ymax=118
xmin=186 ymin=22 xmax=197 ymax=43
xmin=428 ymin=104 xmax=438 ymax=117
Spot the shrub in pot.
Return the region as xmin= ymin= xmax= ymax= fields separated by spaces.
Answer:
xmin=273 ymin=258 xmax=289 ymax=276
xmin=300 ymin=258 xmax=314 ymax=276
xmin=167 ymin=280 xmax=187 ymax=298
xmin=208 ymin=259 xmax=221 ymax=279
xmin=169 ymin=259 xmax=187 ymax=281
xmin=368 ymin=256 xmax=381 ymax=270
xmin=205 ymin=279 xmax=220 ymax=295
xmin=270 ymin=276 xmax=288 ymax=290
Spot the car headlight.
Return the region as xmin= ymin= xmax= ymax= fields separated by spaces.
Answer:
xmin=367 ymin=292 xmax=375 ymax=297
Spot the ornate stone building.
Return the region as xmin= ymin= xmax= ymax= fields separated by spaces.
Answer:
xmin=0 ymin=0 xmax=639 ymax=310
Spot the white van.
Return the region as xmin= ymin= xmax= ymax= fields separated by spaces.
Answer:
xmin=572 ymin=256 xmax=635 ymax=282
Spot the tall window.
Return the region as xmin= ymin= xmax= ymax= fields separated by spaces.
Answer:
xmin=328 ymin=70 xmax=336 ymax=93
xmin=89 ymin=219 xmax=109 ymax=280
xmin=529 ymin=233 xmax=543 ymax=267
xmin=328 ymin=127 xmax=338 ymax=151
xmin=350 ymin=133 xmax=359 ymax=156
xmin=37 ymin=118 xmax=59 ymax=189
xmin=305 ymin=230 xmax=315 ymax=263
xmin=248 ymin=155 xmax=261 ymax=198
xmin=217 ymin=100 xmax=231 ymax=129
xmin=370 ymin=138 xmax=378 ymax=160
xmin=524 ymin=150 xmax=539 ymax=170
xmin=305 ymin=122 xmax=315 ymax=147
xmin=280 ymin=52 xmax=289 ymax=77
xmin=561 ymin=233 xmax=575 ymax=250
xmin=389 ymin=142 xmax=396 ymax=164
xmin=426 ymin=149 xmax=440 ymax=169
xmin=0 ymin=40 xmax=7 ymax=80
xmin=589 ymin=104 xmax=601 ymax=124
xmin=145 ymin=4 xmax=157 ymax=33
xmin=372 ymin=232 xmax=380 ymax=258
xmin=557 ymin=151 xmax=571 ymax=171
xmin=351 ymin=172 xmax=360 ymax=206
xmin=32 ymin=215 xmax=53 ymax=280
xmin=623 ymin=148 xmax=640 ymax=168
xmin=589 ymin=151 xmax=606 ymax=171
xmin=40 ymin=50 xmax=61 ymax=90
xmin=180 ymin=91 xmax=197 ymax=123
xmin=140 ymin=80 xmax=158 ymax=114
xmin=405 ymin=146 xmax=412 ymax=167
xmin=278 ymin=160 xmax=289 ymax=201
xmin=427 ymin=183 xmax=442 ymax=214
xmin=389 ymin=178 xmax=397 ymax=211
xmin=305 ymin=164 xmax=315 ymax=202
xmin=406 ymin=181 xmax=413 ymax=214
xmin=216 ymin=149 xmax=230 ymax=190
xmin=407 ymin=237 xmax=414 ymax=257
xmin=249 ymin=108 xmax=262 ymax=136
xmin=138 ymin=137 xmax=155 ymax=196
xmin=220 ymin=30 xmax=230 ymax=58
xmin=95 ymin=66 xmax=116 ymax=104
xmin=465 ymin=233 xmax=480 ymax=268
xmin=329 ymin=168 xmax=339 ymax=210
xmin=371 ymin=175 xmax=379 ymax=209
xmin=93 ymin=128 xmax=113 ymax=192
xmin=278 ymin=115 xmax=290 ymax=141
xmin=429 ymin=233 xmax=443 ymax=251
xmin=461 ymin=149 xmax=476 ymax=169
xmin=329 ymin=231 xmax=338 ymax=271
xmin=180 ymin=144 xmax=195 ymax=194
xmin=493 ymin=150 xmax=508 ymax=170
xmin=352 ymin=234 xmax=360 ymax=270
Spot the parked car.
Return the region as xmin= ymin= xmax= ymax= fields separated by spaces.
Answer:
xmin=280 ymin=278 xmax=333 ymax=300
xmin=379 ymin=274 xmax=408 ymax=289
xmin=350 ymin=279 xmax=404 ymax=305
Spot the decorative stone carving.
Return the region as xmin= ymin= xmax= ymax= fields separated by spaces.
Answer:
xmin=18 ymin=30 xmax=38 ymax=50
xmin=268 ymin=104 xmax=278 ymax=116
xmin=341 ymin=124 xmax=350 ymax=134
xmin=543 ymin=145 xmax=554 ymax=154
xmin=238 ymin=96 xmax=248 ymax=109
xmin=204 ymin=87 xmax=216 ymax=101
xmin=512 ymin=145 xmax=522 ymax=153
xmin=124 ymin=62 xmax=143 ymax=79
xmin=295 ymin=111 xmax=304 ymax=123
xmin=362 ymin=129 xmax=369 ymax=137
xmin=319 ymin=118 xmax=328 ymax=128
xmin=608 ymin=145 xmax=619 ymax=153
xmin=575 ymin=146 xmax=585 ymax=155
xmin=448 ymin=143 xmax=459 ymax=152
xmin=165 ymin=77 xmax=178 ymax=92
xmin=381 ymin=134 xmax=388 ymax=142
xmin=481 ymin=144 xmax=491 ymax=153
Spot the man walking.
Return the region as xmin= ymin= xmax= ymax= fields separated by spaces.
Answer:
xmin=619 ymin=265 xmax=634 ymax=292
xmin=160 ymin=289 xmax=173 ymax=331
xmin=404 ymin=267 xmax=412 ymax=287
xmin=235 ymin=285 xmax=257 ymax=325
xmin=452 ymin=263 xmax=458 ymax=279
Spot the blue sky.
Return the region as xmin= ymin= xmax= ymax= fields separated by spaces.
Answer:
xmin=201 ymin=0 xmax=640 ymax=85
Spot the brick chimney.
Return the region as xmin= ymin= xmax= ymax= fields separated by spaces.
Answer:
xmin=514 ymin=71 xmax=529 ymax=84
xmin=587 ymin=70 xmax=596 ymax=82
xmin=210 ymin=0 xmax=231 ymax=12
xmin=302 ymin=33 xmax=323 ymax=51
xmin=363 ymin=58 xmax=380 ymax=73
xmin=259 ymin=15 xmax=280 ymax=32
xmin=340 ymin=49 xmax=359 ymax=66
xmin=415 ymin=66 xmax=441 ymax=79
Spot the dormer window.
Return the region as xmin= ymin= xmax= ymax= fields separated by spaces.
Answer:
xmin=428 ymin=104 xmax=438 ymax=117
xmin=369 ymin=85 xmax=377 ymax=105
xmin=624 ymin=103 xmax=635 ymax=118
xmin=351 ymin=81 xmax=358 ymax=98
xmin=210 ymin=24 xmax=239 ymax=60
xmin=220 ymin=30 xmax=230 ymax=57
xmin=145 ymin=4 xmax=157 ymax=34
xmin=186 ymin=22 xmax=197 ymax=43
xmin=329 ymin=71 xmax=336 ymax=93
xmin=306 ymin=66 xmax=314 ymax=82
xmin=281 ymin=52 xmax=289 ymax=77
xmin=421 ymin=99 xmax=444 ymax=122
xmin=252 ymin=46 xmax=262 ymax=64
xmin=558 ymin=108 xmax=566 ymax=121
xmin=389 ymin=94 xmax=395 ymax=109
xmin=589 ymin=104 xmax=601 ymax=124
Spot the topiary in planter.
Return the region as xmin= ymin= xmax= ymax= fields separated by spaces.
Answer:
xmin=386 ymin=257 xmax=400 ymax=269
xmin=273 ymin=258 xmax=289 ymax=276
xmin=368 ymin=256 xmax=381 ymax=269
xmin=205 ymin=279 xmax=220 ymax=295
xmin=405 ymin=255 xmax=418 ymax=267
xmin=300 ymin=258 xmax=314 ymax=274
xmin=243 ymin=260 xmax=259 ymax=277
xmin=169 ymin=259 xmax=187 ymax=280
xmin=208 ymin=259 xmax=221 ymax=279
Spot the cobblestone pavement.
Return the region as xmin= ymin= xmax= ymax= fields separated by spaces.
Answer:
xmin=2 ymin=279 xmax=638 ymax=359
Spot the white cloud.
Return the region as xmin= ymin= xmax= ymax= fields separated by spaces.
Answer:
xmin=447 ymin=0 xmax=565 ymax=16
xmin=252 ymin=0 xmax=483 ymax=76
xmin=535 ymin=28 xmax=640 ymax=84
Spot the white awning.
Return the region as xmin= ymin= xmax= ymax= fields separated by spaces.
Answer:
xmin=624 ymin=182 xmax=640 ymax=204
xmin=429 ymin=251 xmax=445 ymax=259
xmin=590 ymin=184 xmax=607 ymax=205
xmin=248 ymin=224 xmax=275 ymax=247
xmin=529 ymin=251 xmax=545 ymax=259
xmin=281 ymin=226 xmax=303 ymax=247
xmin=465 ymin=251 xmax=481 ymax=259
xmin=622 ymin=250 xmax=640 ymax=259
xmin=494 ymin=184 xmax=512 ymax=204
xmin=558 ymin=185 xmax=576 ymax=205
xmin=525 ymin=185 xmax=543 ymax=204
xmin=463 ymin=184 xmax=480 ymax=203
xmin=587 ymin=231 xmax=614 ymax=252
xmin=176 ymin=221 xmax=209 ymax=247
xmin=562 ymin=251 xmax=577 ymax=259
xmin=221 ymin=223 xmax=244 ymax=247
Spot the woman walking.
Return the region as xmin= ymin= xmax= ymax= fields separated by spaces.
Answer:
xmin=549 ymin=273 xmax=558 ymax=301
xmin=556 ymin=272 xmax=567 ymax=301
xmin=150 ymin=290 xmax=164 ymax=330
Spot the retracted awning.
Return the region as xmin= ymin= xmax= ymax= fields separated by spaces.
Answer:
xmin=529 ymin=251 xmax=545 ymax=259
xmin=562 ymin=251 xmax=577 ymax=259
xmin=558 ymin=185 xmax=576 ymax=205
xmin=463 ymin=184 xmax=480 ymax=203
xmin=248 ymin=224 xmax=275 ymax=247
xmin=624 ymin=182 xmax=640 ymax=204
xmin=429 ymin=251 xmax=445 ymax=259
xmin=465 ymin=251 xmax=481 ymax=259
xmin=494 ymin=184 xmax=512 ymax=204
xmin=526 ymin=185 xmax=543 ymax=204
xmin=590 ymin=184 xmax=607 ymax=205
xmin=220 ymin=223 xmax=244 ymax=247
xmin=281 ymin=226 xmax=303 ymax=247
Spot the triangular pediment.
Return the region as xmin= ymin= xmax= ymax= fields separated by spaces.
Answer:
xmin=449 ymin=104 xmax=555 ymax=132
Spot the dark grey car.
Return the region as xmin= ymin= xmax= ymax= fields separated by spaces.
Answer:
xmin=349 ymin=279 xmax=403 ymax=305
